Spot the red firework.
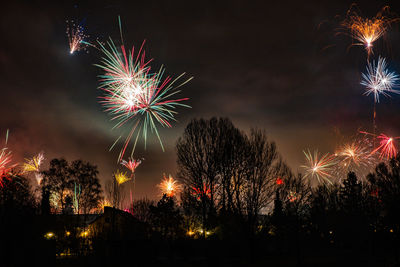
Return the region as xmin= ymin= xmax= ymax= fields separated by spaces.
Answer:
xmin=121 ymin=158 xmax=142 ymax=174
xmin=371 ymin=133 xmax=399 ymax=160
xmin=192 ymin=183 xmax=211 ymax=200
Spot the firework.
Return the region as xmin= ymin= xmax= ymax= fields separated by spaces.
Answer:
xmin=341 ymin=6 xmax=398 ymax=55
xmin=361 ymin=57 xmax=399 ymax=103
xmin=0 ymin=130 xmax=16 ymax=187
xmin=23 ymin=152 xmax=44 ymax=173
xmin=301 ymin=150 xmax=337 ymax=185
xmin=114 ymin=169 xmax=131 ymax=185
xmin=121 ymin=158 xmax=142 ymax=174
xmin=334 ymin=137 xmax=375 ymax=178
xmin=73 ymin=183 xmax=81 ymax=214
xmin=96 ymin=19 xmax=192 ymax=161
xmin=66 ymin=20 xmax=89 ymax=54
xmin=371 ymin=133 xmax=399 ymax=160
xmin=158 ymin=174 xmax=181 ymax=197
xmin=192 ymin=183 xmax=212 ymax=200
xmin=288 ymin=191 xmax=298 ymax=203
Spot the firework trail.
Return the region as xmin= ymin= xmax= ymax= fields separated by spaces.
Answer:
xmin=0 ymin=130 xmax=16 ymax=188
xmin=35 ymin=173 xmax=43 ymax=185
xmin=66 ymin=20 xmax=89 ymax=54
xmin=158 ymin=174 xmax=181 ymax=197
xmin=96 ymin=18 xmax=192 ymax=161
xmin=301 ymin=150 xmax=337 ymax=185
xmin=341 ymin=6 xmax=398 ymax=56
xmin=114 ymin=169 xmax=131 ymax=185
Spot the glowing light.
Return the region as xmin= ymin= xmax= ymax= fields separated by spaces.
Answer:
xmin=158 ymin=174 xmax=181 ymax=197
xmin=301 ymin=150 xmax=337 ymax=185
xmin=276 ymin=177 xmax=284 ymax=185
xmin=187 ymin=230 xmax=194 ymax=236
xmin=66 ymin=20 xmax=88 ymax=54
xmin=114 ymin=170 xmax=131 ymax=185
xmin=44 ymin=232 xmax=55 ymax=239
xmin=80 ymin=230 xmax=89 ymax=238
xmin=66 ymin=231 xmax=71 ymax=236
xmin=341 ymin=6 xmax=398 ymax=55
xmin=361 ymin=57 xmax=399 ymax=103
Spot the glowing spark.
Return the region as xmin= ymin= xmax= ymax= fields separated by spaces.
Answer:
xmin=158 ymin=174 xmax=181 ymax=197
xmin=114 ymin=169 xmax=131 ymax=185
xmin=23 ymin=152 xmax=44 ymax=173
xmin=96 ymin=18 xmax=192 ymax=161
xmin=361 ymin=57 xmax=399 ymax=103
xmin=120 ymin=158 xmax=142 ymax=174
xmin=66 ymin=20 xmax=88 ymax=54
xmin=301 ymin=150 xmax=337 ymax=185
xmin=342 ymin=6 xmax=398 ymax=55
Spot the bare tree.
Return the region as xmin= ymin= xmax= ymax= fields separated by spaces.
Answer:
xmin=177 ymin=117 xmax=243 ymax=232
xmin=242 ymin=129 xmax=287 ymax=234
xmin=105 ymin=176 xmax=124 ymax=209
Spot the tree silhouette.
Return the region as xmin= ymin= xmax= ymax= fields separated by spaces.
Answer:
xmin=150 ymin=194 xmax=183 ymax=239
xmin=42 ymin=158 xmax=102 ymax=214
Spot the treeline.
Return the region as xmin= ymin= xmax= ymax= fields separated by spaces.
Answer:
xmin=1 ymin=117 xmax=400 ymax=265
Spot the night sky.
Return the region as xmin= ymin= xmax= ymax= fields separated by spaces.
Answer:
xmin=2 ymin=0 xmax=400 ymax=199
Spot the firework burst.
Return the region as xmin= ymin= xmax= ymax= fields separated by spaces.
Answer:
xmin=114 ymin=170 xmax=131 ymax=185
xmin=341 ymin=6 xmax=398 ymax=56
xmin=0 ymin=130 xmax=16 ymax=187
xmin=192 ymin=183 xmax=212 ymax=200
xmin=301 ymin=150 xmax=337 ymax=185
xmin=96 ymin=19 xmax=192 ymax=161
xmin=66 ymin=20 xmax=89 ymax=54
xmin=372 ymin=134 xmax=399 ymax=160
xmin=361 ymin=57 xmax=399 ymax=103
xmin=121 ymin=158 xmax=142 ymax=174
xmin=23 ymin=152 xmax=44 ymax=173
xmin=158 ymin=174 xmax=181 ymax=197
xmin=334 ymin=138 xmax=375 ymax=179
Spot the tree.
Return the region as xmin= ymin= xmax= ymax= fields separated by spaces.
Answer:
xmin=177 ymin=118 xmax=241 ymax=232
xmin=243 ymin=129 xmax=286 ymax=234
xmin=105 ymin=175 xmax=123 ymax=209
xmin=42 ymin=158 xmax=72 ymax=213
xmin=42 ymin=158 xmax=102 ymax=214
xmin=130 ymin=197 xmax=154 ymax=223
xmin=150 ymin=194 xmax=183 ymax=239
xmin=177 ymin=118 xmax=289 ymax=237
xmin=69 ymin=160 xmax=102 ymax=214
